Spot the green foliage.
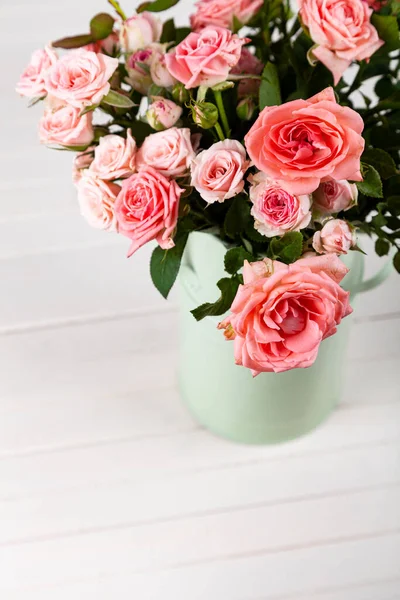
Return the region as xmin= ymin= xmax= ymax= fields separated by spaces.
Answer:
xmin=371 ymin=14 xmax=400 ymax=52
xmin=394 ymin=251 xmax=400 ymax=273
xmin=362 ymin=149 xmax=398 ymax=180
xmin=150 ymin=233 xmax=188 ymax=299
xmin=223 ymin=195 xmax=251 ymax=239
xmin=137 ymin=0 xmax=180 ymax=13
xmin=90 ymin=13 xmax=114 ymax=40
xmin=160 ymin=19 xmax=176 ymax=43
xmin=269 ymin=232 xmax=304 ymax=264
xmin=52 ymin=34 xmax=93 ymax=49
xmin=224 ymin=247 xmax=254 ymax=275
xmin=357 ymin=164 xmax=383 ymax=198
xmin=259 ymin=63 xmax=281 ymax=109
xmin=102 ymin=90 xmax=135 ymax=109
xmin=375 ymin=238 xmax=390 ymax=257
xmin=191 ymin=276 xmax=241 ymax=321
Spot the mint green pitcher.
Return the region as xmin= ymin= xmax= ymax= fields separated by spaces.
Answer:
xmin=178 ymin=232 xmax=392 ymax=445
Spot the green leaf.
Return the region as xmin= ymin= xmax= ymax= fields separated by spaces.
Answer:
xmin=191 ymin=277 xmax=240 ymax=321
xmin=270 ymin=232 xmax=303 ymax=264
xmin=357 ymin=164 xmax=383 ymax=198
xmin=137 ymin=0 xmax=180 ymax=13
xmin=129 ymin=120 xmax=154 ymax=144
xmin=372 ymin=212 xmax=388 ymax=228
xmin=80 ymin=103 xmax=100 ymax=115
xmin=211 ymin=81 xmax=235 ymax=92
xmin=375 ymin=238 xmax=390 ymax=257
xmin=393 ymin=251 xmax=400 ymax=273
xmin=388 ymin=196 xmax=400 ymax=216
xmin=362 ymin=148 xmax=398 ymax=180
xmin=224 ymin=247 xmax=254 ymax=275
xmin=259 ymin=62 xmax=281 ymax=110
xmin=101 ymin=90 xmax=135 ymax=109
xmin=90 ymin=13 xmax=114 ymax=41
xmin=27 ymin=96 xmax=45 ymax=108
xmin=175 ymin=27 xmax=191 ymax=43
xmin=150 ymin=233 xmax=188 ymax=299
xmin=52 ymin=34 xmax=94 ymax=49
xmin=371 ymin=14 xmax=400 ymax=52
xmin=224 ymin=195 xmax=251 ymax=238
xmin=160 ymin=18 xmax=176 ymax=43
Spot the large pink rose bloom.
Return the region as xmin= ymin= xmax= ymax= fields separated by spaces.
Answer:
xmin=190 ymin=0 xmax=263 ymax=30
xmin=44 ymin=49 xmax=118 ymax=108
xmin=299 ymin=0 xmax=384 ymax=85
xmin=39 ymin=105 xmax=94 ymax=147
xmin=249 ymin=172 xmax=311 ymax=237
xmin=77 ymin=173 xmax=120 ymax=231
xmin=16 ymin=47 xmax=58 ymax=98
xmin=115 ymin=167 xmax=183 ymax=257
xmin=136 ymin=128 xmax=195 ymax=177
xmin=191 ymin=139 xmax=251 ymax=204
xmin=218 ymin=254 xmax=352 ymax=375
xmin=89 ymin=129 xmax=136 ymax=181
xmin=165 ymin=26 xmax=248 ymax=89
xmin=245 ymin=87 xmax=365 ymax=196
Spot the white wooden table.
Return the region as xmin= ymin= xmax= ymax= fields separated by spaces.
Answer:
xmin=1 ymin=1 xmax=400 ymax=598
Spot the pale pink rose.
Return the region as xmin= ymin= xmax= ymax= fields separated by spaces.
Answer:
xmin=299 ymin=0 xmax=384 ymax=85
xmin=245 ymin=87 xmax=365 ymax=196
xmin=126 ymin=47 xmax=155 ymax=94
xmin=248 ymin=172 xmax=311 ymax=237
xmin=16 ymin=46 xmax=58 ymax=98
xmin=77 ymin=173 xmax=120 ymax=231
xmin=89 ymin=129 xmax=136 ymax=181
xmin=44 ymin=49 xmax=118 ymax=108
xmin=231 ymin=47 xmax=263 ymax=97
xmin=119 ymin=12 xmax=162 ymax=52
xmin=313 ymin=219 xmax=357 ymax=255
xmin=115 ymin=166 xmax=183 ymax=256
xmin=72 ymin=149 xmax=95 ymax=184
xmin=150 ymin=47 xmax=178 ymax=88
xmin=39 ymin=105 xmax=94 ymax=147
xmin=136 ymin=128 xmax=195 ymax=177
xmin=190 ymin=0 xmax=263 ymax=30
xmin=165 ymin=26 xmax=248 ymax=89
xmin=85 ymin=32 xmax=119 ymax=55
xmin=313 ymin=180 xmax=358 ymax=215
xmin=191 ymin=139 xmax=251 ymax=204
xmin=218 ymin=254 xmax=352 ymax=375
xmin=146 ymin=97 xmax=182 ymax=130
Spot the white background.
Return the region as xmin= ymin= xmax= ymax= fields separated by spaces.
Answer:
xmin=1 ymin=0 xmax=400 ymax=598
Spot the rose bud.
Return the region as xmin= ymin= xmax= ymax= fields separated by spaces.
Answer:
xmin=171 ymin=83 xmax=190 ymax=105
xmin=313 ymin=219 xmax=357 ymax=255
xmin=146 ymin=97 xmax=183 ymax=130
xmin=126 ymin=48 xmax=154 ymax=94
xmin=119 ymin=12 xmax=162 ymax=53
xmin=313 ymin=180 xmax=358 ymax=215
xmin=236 ymin=97 xmax=255 ymax=121
xmin=190 ymin=101 xmax=219 ymax=129
xmin=150 ymin=47 xmax=177 ymax=88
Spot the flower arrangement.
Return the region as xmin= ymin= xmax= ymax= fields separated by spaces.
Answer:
xmin=17 ymin=0 xmax=400 ymax=376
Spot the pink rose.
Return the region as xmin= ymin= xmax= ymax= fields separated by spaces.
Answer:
xmin=218 ymin=254 xmax=352 ymax=375
xmin=165 ymin=26 xmax=248 ymax=89
xmin=72 ymin=148 xmax=95 ymax=184
xmin=150 ymin=47 xmax=178 ymax=88
xmin=119 ymin=12 xmax=162 ymax=52
xmin=190 ymin=0 xmax=263 ymax=30
xmin=245 ymin=87 xmax=365 ymax=196
xmin=44 ymin=49 xmax=118 ymax=108
xmin=299 ymin=0 xmax=384 ymax=85
xmin=16 ymin=46 xmax=58 ymax=98
xmin=191 ymin=139 xmax=250 ymax=204
xmin=77 ymin=173 xmax=120 ymax=231
xmin=136 ymin=128 xmax=195 ymax=177
xmin=39 ymin=104 xmax=94 ymax=147
xmin=146 ymin=97 xmax=182 ymax=130
xmin=126 ymin=47 xmax=155 ymax=94
xmin=248 ymin=172 xmax=311 ymax=237
xmin=313 ymin=180 xmax=358 ymax=215
xmin=231 ymin=47 xmax=263 ymax=98
xmin=89 ymin=129 xmax=136 ymax=181
xmin=115 ymin=166 xmax=183 ymax=256
xmin=85 ymin=32 xmax=119 ymax=55
xmin=313 ymin=219 xmax=357 ymax=255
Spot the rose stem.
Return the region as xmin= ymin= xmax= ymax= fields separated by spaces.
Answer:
xmin=214 ymin=122 xmax=226 ymax=141
xmin=213 ymin=90 xmax=231 ymax=137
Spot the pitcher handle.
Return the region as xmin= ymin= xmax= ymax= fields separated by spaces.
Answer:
xmin=352 ymin=254 xmax=393 ymax=294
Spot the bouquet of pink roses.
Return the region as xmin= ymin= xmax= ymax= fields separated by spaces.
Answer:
xmin=17 ymin=0 xmax=400 ymax=376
